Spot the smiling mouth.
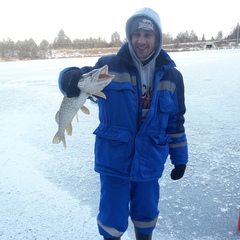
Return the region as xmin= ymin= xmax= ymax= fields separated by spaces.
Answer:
xmin=136 ymin=45 xmax=148 ymax=50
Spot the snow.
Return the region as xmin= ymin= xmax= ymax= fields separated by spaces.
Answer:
xmin=0 ymin=50 xmax=239 ymax=240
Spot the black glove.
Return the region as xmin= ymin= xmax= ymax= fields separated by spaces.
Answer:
xmin=170 ymin=164 xmax=186 ymax=180
xmin=61 ymin=68 xmax=83 ymax=98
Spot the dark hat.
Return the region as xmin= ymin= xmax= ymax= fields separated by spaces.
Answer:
xmin=130 ymin=17 xmax=158 ymax=37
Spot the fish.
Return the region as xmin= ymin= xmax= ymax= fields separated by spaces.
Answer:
xmin=52 ymin=65 xmax=114 ymax=148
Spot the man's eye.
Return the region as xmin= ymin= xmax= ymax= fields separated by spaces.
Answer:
xmin=145 ymin=33 xmax=153 ymax=37
xmin=133 ymin=33 xmax=140 ymax=37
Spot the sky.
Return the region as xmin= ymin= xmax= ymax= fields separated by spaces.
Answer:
xmin=0 ymin=0 xmax=239 ymax=44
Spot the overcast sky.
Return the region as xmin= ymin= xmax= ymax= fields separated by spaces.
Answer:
xmin=0 ymin=0 xmax=239 ymax=44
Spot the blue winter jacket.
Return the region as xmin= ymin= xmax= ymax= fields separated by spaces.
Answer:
xmin=58 ymin=43 xmax=188 ymax=182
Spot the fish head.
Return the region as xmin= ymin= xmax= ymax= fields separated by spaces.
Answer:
xmin=78 ymin=65 xmax=114 ymax=94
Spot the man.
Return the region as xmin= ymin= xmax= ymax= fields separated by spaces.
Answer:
xmin=58 ymin=7 xmax=188 ymax=240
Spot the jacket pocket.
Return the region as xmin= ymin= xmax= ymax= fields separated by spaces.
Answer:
xmin=158 ymin=94 xmax=176 ymax=128
xmin=150 ymin=132 xmax=172 ymax=145
xmin=159 ymin=93 xmax=176 ymax=112
xmin=93 ymin=124 xmax=132 ymax=173
xmin=147 ymin=132 xmax=171 ymax=163
xmin=137 ymin=133 xmax=170 ymax=178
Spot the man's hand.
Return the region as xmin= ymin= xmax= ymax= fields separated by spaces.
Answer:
xmin=61 ymin=68 xmax=83 ymax=98
xmin=170 ymin=164 xmax=186 ymax=180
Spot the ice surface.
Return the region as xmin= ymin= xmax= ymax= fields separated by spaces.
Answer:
xmin=0 ymin=50 xmax=239 ymax=240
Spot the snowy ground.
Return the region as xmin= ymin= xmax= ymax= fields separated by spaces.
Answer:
xmin=0 ymin=50 xmax=239 ymax=240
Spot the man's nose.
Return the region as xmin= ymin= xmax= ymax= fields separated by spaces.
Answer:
xmin=137 ymin=35 xmax=146 ymax=44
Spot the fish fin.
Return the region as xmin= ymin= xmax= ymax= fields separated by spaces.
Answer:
xmin=52 ymin=132 xmax=67 ymax=149
xmin=66 ymin=123 xmax=72 ymax=136
xmin=81 ymin=105 xmax=90 ymax=115
xmin=92 ymin=92 xmax=106 ymax=99
xmin=91 ymin=95 xmax=97 ymax=102
xmin=76 ymin=112 xmax=79 ymax=122
xmin=55 ymin=111 xmax=59 ymax=124
xmin=62 ymin=136 xmax=66 ymax=148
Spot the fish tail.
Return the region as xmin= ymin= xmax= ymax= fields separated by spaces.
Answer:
xmin=52 ymin=132 xmax=67 ymax=149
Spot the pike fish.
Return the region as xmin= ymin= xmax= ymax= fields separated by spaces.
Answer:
xmin=52 ymin=65 xmax=114 ymax=148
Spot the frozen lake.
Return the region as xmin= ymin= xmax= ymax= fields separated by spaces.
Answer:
xmin=0 ymin=49 xmax=239 ymax=240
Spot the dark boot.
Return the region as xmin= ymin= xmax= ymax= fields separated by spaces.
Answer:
xmin=103 ymin=237 xmax=121 ymax=240
xmin=135 ymin=228 xmax=152 ymax=240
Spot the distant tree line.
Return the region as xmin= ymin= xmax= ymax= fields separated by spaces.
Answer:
xmin=0 ymin=25 xmax=239 ymax=60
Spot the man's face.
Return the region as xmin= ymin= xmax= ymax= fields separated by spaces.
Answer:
xmin=131 ymin=29 xmax=156 ymax=59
